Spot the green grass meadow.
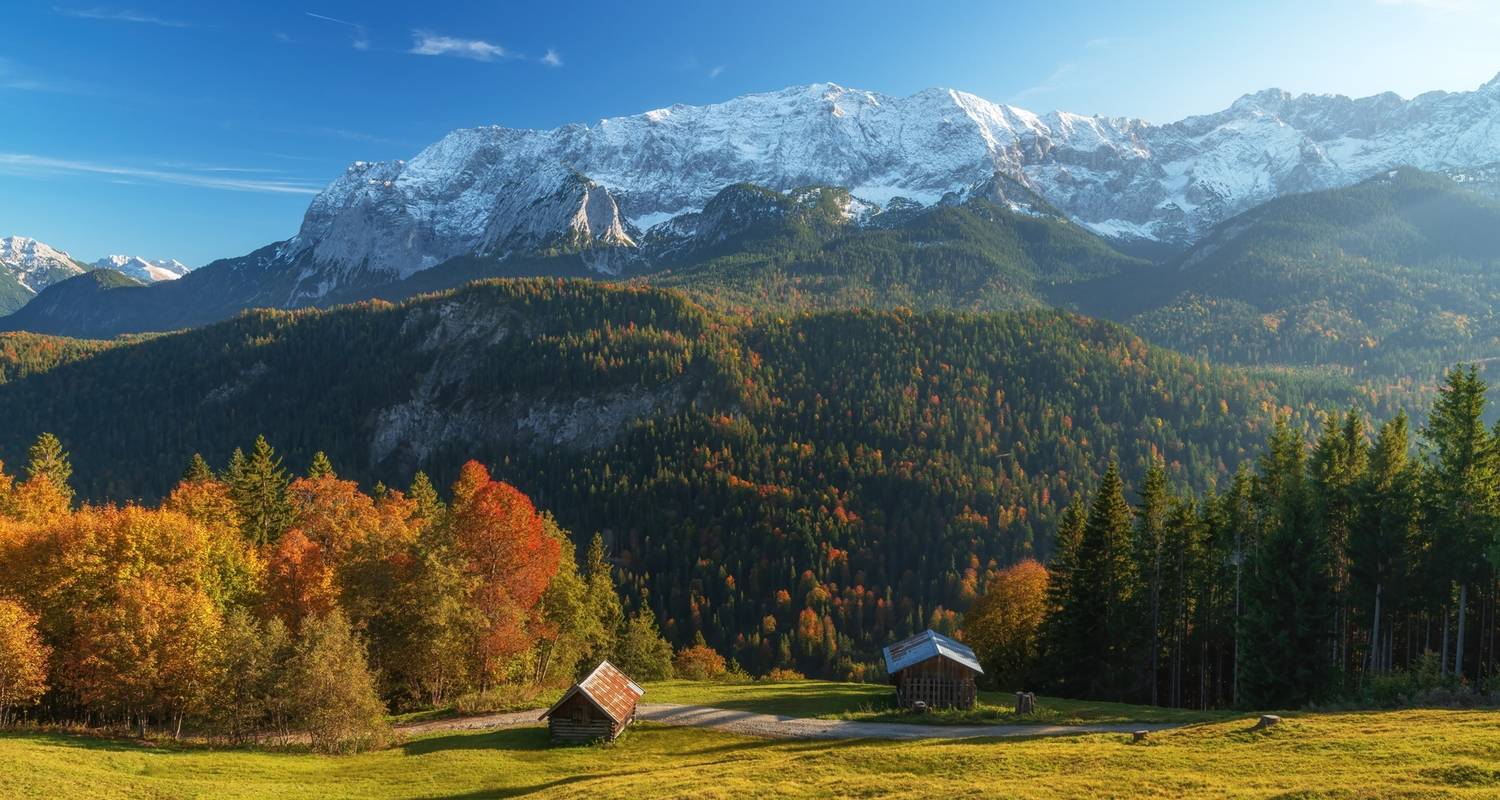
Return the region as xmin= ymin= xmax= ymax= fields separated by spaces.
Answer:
xmin=3 ymin=682 xmax=1500 ymax=798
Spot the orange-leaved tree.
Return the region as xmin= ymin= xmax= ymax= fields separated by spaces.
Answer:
xmin=447 ymin=461 xmax=561 ymax=688
xmin=263 ymin=529 xmax=337 ymax=633
xmin=0 ymin=598 xmax=50 ymax=725
xmin=964 ymin=558 xmax=1050 ymax=692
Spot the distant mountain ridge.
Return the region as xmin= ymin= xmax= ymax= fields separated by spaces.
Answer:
xmin=0 ymin=236 xmax=88 ymax=314
xmin=280 ymin=74 xmax=1500 ymax=300
xmin=91 ymin=255 xmax=191 ymax=283
xmin=6 ymin=74 xmax=1500 ymax=340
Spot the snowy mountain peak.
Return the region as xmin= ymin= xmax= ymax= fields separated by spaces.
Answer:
xmin=91 ymin=255 xmax=192 ymax=283
xmin=0 ymin=236 xmax=87 ymax=294
xmin=279 ymin=73 xmax=1500 ymax=298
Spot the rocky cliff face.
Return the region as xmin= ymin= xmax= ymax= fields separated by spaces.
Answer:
xmin=275 ymin=75 xmax=1500 ymax=299
xmin=0 ymin=236 xmax=87 ymax=293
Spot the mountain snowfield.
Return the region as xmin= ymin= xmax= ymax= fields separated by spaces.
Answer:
xmin=281 ymin=73 xmax=1500 ymax=299
xmin=91 ymin=255 xmax=192 ymax=283
xmin=0 ymin=236 xmax=87 ymax=294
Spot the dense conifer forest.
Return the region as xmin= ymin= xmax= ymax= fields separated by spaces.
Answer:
xmin=0 ymin=279 xmax=1434 ymax=681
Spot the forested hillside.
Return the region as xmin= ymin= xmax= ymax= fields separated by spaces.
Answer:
xmin=980 ymin=367 xmax=1500 ymax=712
xmin=1078 ymin=169 xmax=1500 ymax=373
xmin=0 ymin=279 xmax=1413 ymax=676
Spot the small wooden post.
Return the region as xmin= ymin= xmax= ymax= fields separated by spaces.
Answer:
xmin=1132 ymin=730 xmax=1149 ymax=743
xmin=1252 ymin=714 xmax=1281 ymax=731
xmin=1015 ymin=691 xmax=1036 ymax=714
xmin=912 ymin=700 xmax=929 ymax=715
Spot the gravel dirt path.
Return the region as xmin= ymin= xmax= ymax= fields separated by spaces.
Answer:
xmin=396 ymin=703 xmax=1183 ymax=741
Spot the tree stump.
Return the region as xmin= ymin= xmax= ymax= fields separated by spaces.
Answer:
xmin=912 ymin=700 xmax=929 ymax=715
xmin=1251 ymin=714 xmax=1281 ymax=731
xmin=1015 ymin=692 xmax=1036 ymax=715
xmin=1132 ymin=730 xmax=1149 ymax=743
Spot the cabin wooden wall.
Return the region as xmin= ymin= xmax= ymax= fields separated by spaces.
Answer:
xmin=547 ymin=693 xmax=622 ymax=743
xmin=894 ymin=657 xmax=978 ymax=710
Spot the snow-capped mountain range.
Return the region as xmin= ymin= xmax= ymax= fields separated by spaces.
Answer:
xmin=280 ymin=72 xmax=1500 ymax=300
xmin=0 ymin=236 xmax=87 ymax=294
xmin=91 ymin=255 xmax=192 ymax=283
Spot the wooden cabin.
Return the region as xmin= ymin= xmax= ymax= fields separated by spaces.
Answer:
xmin=538 ymin=660 xmax=644 ymax=743
xmin=882 ymin=629 xmax=983 ymax=710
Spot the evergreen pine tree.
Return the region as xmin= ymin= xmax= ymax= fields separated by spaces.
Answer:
xmin=183 ymin=453 xmax=215 ymax=484
xmin=1040 ymin=494 xmax=1087 ymax=695
xmin=615 ymin=598 xmax=674 ymax=681
xmin=1066 ymin=461 xmax=1137 ymax=700
xmin=226 ymin=436 xmax=293 ymax=546
xmin=409 ymin=471 xmax=443 ymax=523
xmin=25 ymin=432 xmax=72 ymax=501
xmin=307 ymin=451 xmax=335 ymax=479
xmin=583 ymin=533 xmax=624 ymax=669
xmin=1240 ymin=425 xmax=1336 ymax=708
xmin=1351 ymin=412 xmax=1418 ymax=676
xmin=1134 ymin=458 xmax=1170 ymax=705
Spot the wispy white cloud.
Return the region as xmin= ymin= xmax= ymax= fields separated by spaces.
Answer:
xmin=1011 ymin=63 xmax=1076 ymax=104
xmin=55 ymin=6 xmax=192 ymax=27
xmin=678 ymin=54 xmax=725 ymax=79
xmin=307 ymin=11 xmax=369 ymax=50
xmin=541 ymin=48 xmax=562 ymax=67
xmin=409 ymin=30 xmax=509 ymax=61
xmin=0 ymin=57 xmax=88 ymax=94
xmin=0 ymin=154 xmax=323 ymax=195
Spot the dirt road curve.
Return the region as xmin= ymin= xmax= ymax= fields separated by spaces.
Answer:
xmin=397 ymin=703 xmax=1182 ymax=741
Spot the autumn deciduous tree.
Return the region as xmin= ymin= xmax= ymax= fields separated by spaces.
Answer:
xmin=72 ymin=578 xmax=220 ymax=736
xmin=0 ymin=599 xmax=49 ymax=725
xmin=673 ymin=633 xmax=728 ymax=681
xmin=208 ymin=609 xmax=292 ymax=742
xmin=165 ymin=478 xmax=261 ymax=611
xmin=262 ymin=529 xmax=336 ymax=632
xmin=447 ymin=461 xmax=561 ymax=687
xmin=286 ymin=611 xmax=390 ymax=754
xmin=965 ymin=559 xmax=1049 ymax=691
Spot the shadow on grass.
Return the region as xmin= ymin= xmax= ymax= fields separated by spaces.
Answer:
xmin=402 ymin=727 xmax=552 ymax=757
xmin=4 ymin=731 xmax=208 ymax=755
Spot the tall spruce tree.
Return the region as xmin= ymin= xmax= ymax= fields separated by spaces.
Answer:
xmin=1421 ymin=366 xmax=1497 ymax=679
xmin=1240 ymin=422 xmax=1336 ymax=709
xmin=1351 ymin=412 xmax=1418 ymax=677
xmin=306 ymin=452 xmax=336 ymax=479
xmin=1309 ymin=410 xmax=1367 ymax=674
xmin=183 ymin=453 xmax=215 ymax=484
xmin=226 ymin=435 xmax=293 ymax=546
xmin=1040 ymin=494 xmax=1087 ymax=696
xmin=25 ymin=432 xmax=72 ymax=501
xmin=1133 ymin=458 xmax=1170 ymax=705
xmin=1066 ymin=461 xmax=1138 ymax=701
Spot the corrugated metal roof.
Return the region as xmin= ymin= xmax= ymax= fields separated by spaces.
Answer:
xmin=539 ymin=660 xmax=645 ymax=725
xmin=882 ymin=629 xmax=984 ymax=675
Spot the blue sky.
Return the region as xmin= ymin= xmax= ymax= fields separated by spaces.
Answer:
xmin=3 ymin=0 xmax=1499 ymax=266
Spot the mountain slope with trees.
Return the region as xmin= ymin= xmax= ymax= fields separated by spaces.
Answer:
xmin=1067 ymin=169 xmax=1500 ymax=373
xmin=0 ymin=278 xmax=1408 ymax=676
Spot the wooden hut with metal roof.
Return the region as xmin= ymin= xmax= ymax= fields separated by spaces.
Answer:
xmin=882 ymin=630 xmax=983 ymax=710
xmin=538 ymin=660 xmax=644 ymax=743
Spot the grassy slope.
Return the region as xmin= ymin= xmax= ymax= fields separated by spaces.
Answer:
xmin=641 ymin=680 xmax=1227 ymax=726
xmin=5 ymin=710 xmax=1500 ymax=799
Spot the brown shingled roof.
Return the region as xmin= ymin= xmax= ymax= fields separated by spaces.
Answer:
xmin=539 ymin=660 xmax=645 ymax=726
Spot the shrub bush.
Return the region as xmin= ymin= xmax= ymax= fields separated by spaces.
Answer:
xmin=672 ymin=644 xmax=727 ymax=681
